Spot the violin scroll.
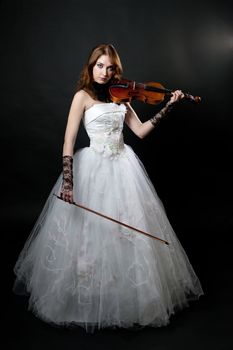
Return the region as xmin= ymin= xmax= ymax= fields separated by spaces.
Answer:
xmin=183 ymin=93 xmax=201 ymax=103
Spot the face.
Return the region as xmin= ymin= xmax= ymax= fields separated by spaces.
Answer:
xmin=92 ymin=54 xmax=115 ymax=84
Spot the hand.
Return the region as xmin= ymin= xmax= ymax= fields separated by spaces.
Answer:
xmin=169 ymin=90 xmax=184 ymax=104
xmin=60 ymin=188 xmax=73 ymax=203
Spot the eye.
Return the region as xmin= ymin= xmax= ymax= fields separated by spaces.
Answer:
xmin=97 ymin=63 xmax=103 ymax=68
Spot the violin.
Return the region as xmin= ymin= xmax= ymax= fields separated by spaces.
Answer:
xmin=109 ymin=78 xmax=201 ymax=105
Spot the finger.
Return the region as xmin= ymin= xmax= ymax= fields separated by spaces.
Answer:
xmin=69 ymin=192 xmax=73 ymax=203
xmin=172 ymin=92 xmax=179 ymax=101
xmin=64 ymin=194 xmax=69 ymax=202
xmin=175 ymin=91 xmax=183 ymax=100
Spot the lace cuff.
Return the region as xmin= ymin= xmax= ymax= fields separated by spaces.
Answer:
xmin=61 ymin=155 xmax=73 ymax=192
xmin=150 ymin=101 xmax=174 ymax=127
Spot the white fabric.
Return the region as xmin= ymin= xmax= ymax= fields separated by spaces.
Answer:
xmin=13 ymin=102 xmax=204 ymax=333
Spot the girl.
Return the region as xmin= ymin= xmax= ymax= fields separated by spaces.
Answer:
xmin=14 ymin=43 xmax=204 ymax=333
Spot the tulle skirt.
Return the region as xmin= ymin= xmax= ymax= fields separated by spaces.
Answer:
xmin=13 ymin=144 xmax=204 ymax=333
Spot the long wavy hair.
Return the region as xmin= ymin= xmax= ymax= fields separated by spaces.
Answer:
xmin=76 ymin=44 xmax=123 ymax=99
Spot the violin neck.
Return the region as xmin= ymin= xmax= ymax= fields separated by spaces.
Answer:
xmin=137 ymin=82 xmax=200 ymax=103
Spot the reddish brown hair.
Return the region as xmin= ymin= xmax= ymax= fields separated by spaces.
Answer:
xmin=76 ymin=44 xmax=123 ymax=98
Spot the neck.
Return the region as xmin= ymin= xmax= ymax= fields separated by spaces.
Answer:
xmin=92 ymin=81 xmax=111 ymax=102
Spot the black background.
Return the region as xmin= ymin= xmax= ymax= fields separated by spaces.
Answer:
xmin=1 ymin=0 xmax=233 ymax=349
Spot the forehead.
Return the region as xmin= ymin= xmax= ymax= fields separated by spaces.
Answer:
xmin=96 ymin=54 xmax=113 ymax=65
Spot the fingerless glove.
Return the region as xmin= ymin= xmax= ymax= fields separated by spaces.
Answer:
xmin=61 ymin=155 xmax=73 ymax=194
xmin=150 ymin=101 xmax=175 ymax=127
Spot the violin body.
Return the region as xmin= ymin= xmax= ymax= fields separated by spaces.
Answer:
xmin=109 ymin=78 xmax=201 ymax=105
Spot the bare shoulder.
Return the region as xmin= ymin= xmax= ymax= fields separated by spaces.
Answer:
xmin=73 ymin=89 xmax=95 ymax=111
xmin=124 ymin=102 xmax=130 ymax=109
xmin=124 ymin=102 xmax=135 ymax=114
xmin=72 ymin=89 xmax=88 ymax=105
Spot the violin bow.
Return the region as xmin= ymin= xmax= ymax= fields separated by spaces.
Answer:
xmin=53 ymin=194 xmax=169 ymax=245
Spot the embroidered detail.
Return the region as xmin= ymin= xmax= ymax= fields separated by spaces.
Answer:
xmin=84 ymin=104 xmax=127 ymax=159
xmin=90 ymin=132 xmax=125 ymax=159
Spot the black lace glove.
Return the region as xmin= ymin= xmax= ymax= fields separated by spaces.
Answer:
xmin=150 ymin=90 xmax=184 ymax=127
xmin=150 ymin=101 xmax=175 ymax=127
xmin=60 ymin=155 xmax=73 ymax=202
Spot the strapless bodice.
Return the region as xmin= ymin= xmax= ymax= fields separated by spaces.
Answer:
xmin=83 ymin=103 xmax=127 ymax=159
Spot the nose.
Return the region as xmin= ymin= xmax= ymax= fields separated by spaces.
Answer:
xmin=102 ymin=67 xmax=108 ymax=76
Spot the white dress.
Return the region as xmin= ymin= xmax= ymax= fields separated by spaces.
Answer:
xmin=13 ymin=102 xmax=204 ymax=333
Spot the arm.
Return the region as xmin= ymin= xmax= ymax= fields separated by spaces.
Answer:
xmin=61 ymin=90 xmax=87 ymax=202
xmin=62 ymin=90 xmax=87 ymax=156
xmin=124 ymin=90 xmax=184 ymax=139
